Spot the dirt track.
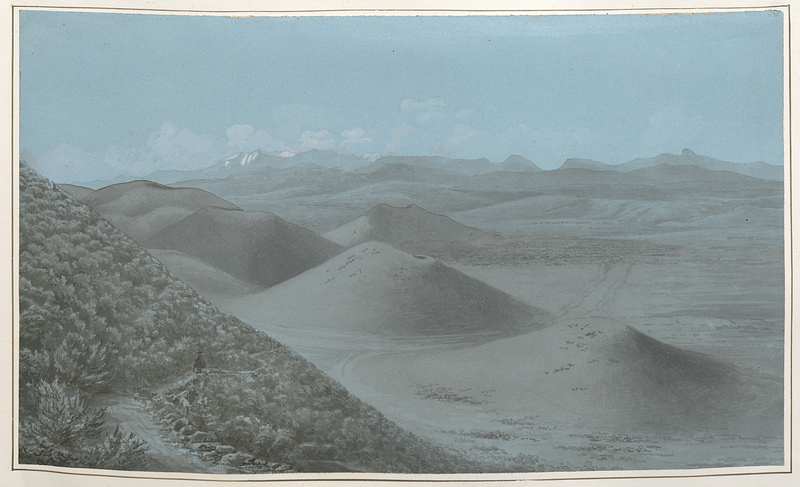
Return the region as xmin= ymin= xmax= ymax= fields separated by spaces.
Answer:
xmin=99 ymin=395 xmax=227 ymax=474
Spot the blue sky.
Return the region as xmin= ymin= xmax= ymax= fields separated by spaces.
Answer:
xmin=19 ymin=10 xmax=784 ymax=183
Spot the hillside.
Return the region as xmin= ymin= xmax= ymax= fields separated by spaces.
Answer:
xmin=56 ymin=183 xmax=95 ymax=200
xmin=18 ymin=163 xmax=473 ymax=473
xmin=225 ymin=241 xmax=550 ymax=341
xmin=323 ymin=203 xmax=500 ymax=253
xmin=361 ymin=162 xmax=466 ymax=185
xmin=497 ymin=154 xmax=543 ymax=172
xmin=146 ymin=249 xmax=258 ymax=297
xmin=558 ymin=149 xmax=782 ymax=181
xmin=559 ymin=158 xmax=609 ymax=171
xmin=143 ymin=206 xmax=345 ymax=288
xmin=359 ymin=317 xmax=781 ymax=433
xmin=620 ymin=149 xmax=783 ymax=181
xmin=81 ymin=180 xmax=241 ymax=242
xmin=362 ymin=155 xmax=499 ymax=176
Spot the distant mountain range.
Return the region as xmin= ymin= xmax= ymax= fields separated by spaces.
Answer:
xmin=71 ymin=148 xmax=782 ymax=190
xmin=561 ymin=149 xmax=782 ymax=181
xmin=70 ymin=147 xmax=783 ymax=239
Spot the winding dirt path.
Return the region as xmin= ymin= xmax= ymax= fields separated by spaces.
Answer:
xmin=99 ymin=395 xmax=227 ymax=474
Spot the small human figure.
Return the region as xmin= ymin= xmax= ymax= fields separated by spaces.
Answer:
xmin=193 ymin=350 xmax=206 ymax=373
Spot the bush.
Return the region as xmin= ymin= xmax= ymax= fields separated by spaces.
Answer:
xmin=24 ymin=379 xmax=105 ymax=448
xmin=19 ymin=379 xmax=148 ymax=470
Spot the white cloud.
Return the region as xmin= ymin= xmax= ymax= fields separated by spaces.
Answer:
xmin=386 ymin=123 xmax=416 ymax=152
xmin=147 ymin=122 xmax=215 ymax=160
xmin=400 ymin=97 xmax=486 ymax=126
xmin=226 ymin=124 xmax=255 ymax=147
xmin=339 ymin=127 xmax=373 ymax=150
xmin=226 ymin=124 xmax=285 ymax=153
xmin=400 ymin=97 xmax=450 ymax=124
xmin=456 ymin=107 xmax=483 ymax=119
xmin=340 ymin=127 xmax=366 ymax=139
xmin=299 ymin=129 xmax=336 ymax=151
xmin=400 ymin=97 xmax=447 ymax=112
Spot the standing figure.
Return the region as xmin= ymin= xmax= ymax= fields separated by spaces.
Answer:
xmin=193 ymin=350 xmax=206 ymax=373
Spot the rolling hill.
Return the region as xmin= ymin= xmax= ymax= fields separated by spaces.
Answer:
xmin=497 ymin=154 xmax=543 ymax=172
xmin=558 ymin=149 xmax=783 ymax=181
xmin=56 ymin=183 xmax=95 ymax=200
xmin=225 ymin=241 xmax=550 ymax=341
xmin=360 ymin=155 xmax=500 ymax=176
xmin=146 ymin=249 xmax=258 ymax=297
xmin=81 ymin=180 xmax=241 ymax=242
xmin=365 ymin=317 xmax=781 ymax=432
xmin=143 ymin=206 xmax=345 ymax=288
xmin=323 ymin=203 xmax=500 ymax=253
xmin=361 ymin=162 xmax=467 ymax=185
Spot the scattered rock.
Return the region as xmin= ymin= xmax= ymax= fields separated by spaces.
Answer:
xmin=221 ymin=453 xmax=242 ymax=466
xmin=238 ymin=453 xmax=255 ymax=464
xmin=193 ymin=442 xmax=217 ymax=452
xmin=221 ymin=452 xmax=255 ymax=467
xmin=201 ymin=451 xmax=219 ymax=462
xmin=173 ymin=418 xmax=189 ymax=431
xmin=189 ymin=431 xmax=212 ymax=442
xmin=216 ymin=445 xmax=236 ymax=455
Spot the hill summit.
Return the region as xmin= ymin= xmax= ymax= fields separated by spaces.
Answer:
xmin=324 ymin=203 xmax=498 ymax=253
xmin=80 ymin=180 xmax=240 ymax=242
xmin=227 ymin=241 xmax=550 ymax=341
xmin=144 ymin=206 xmax=344 ymax=288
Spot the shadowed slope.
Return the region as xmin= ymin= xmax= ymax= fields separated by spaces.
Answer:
xmin=146 ymin=249 xmax=258 ymax=297
xmin=57 ymin=183 xmax=95 ymax=200
xmin=144 ymin=206 xmax=344 ymax=288
xmin=82 ymin=180 xmax=240 ymax=242
xmin=382 ymin=317 xmax=779 ymax=432
xmin=226 ymin=242 xmax=550 ymax=340
xmin=324 ymin=203 xmax=499 ymax=253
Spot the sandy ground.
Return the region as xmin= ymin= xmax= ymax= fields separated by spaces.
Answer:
xmin=209 ymin=234 xmax=785 ymax=472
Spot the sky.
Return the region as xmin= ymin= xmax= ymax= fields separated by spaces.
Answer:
xmin=19 ymin=9 xmax=785 ymax=183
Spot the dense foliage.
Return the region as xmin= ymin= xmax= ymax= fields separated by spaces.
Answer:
xmin=18 ymin=163 xmax=469 ymax=472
